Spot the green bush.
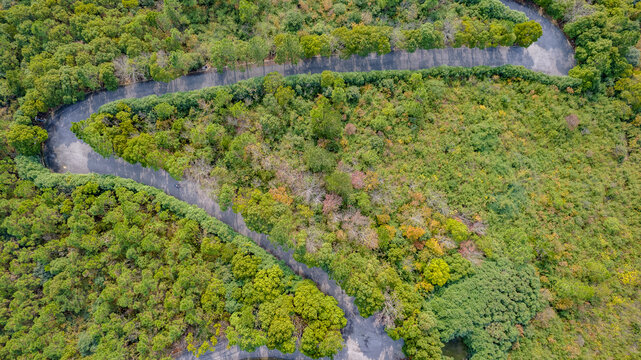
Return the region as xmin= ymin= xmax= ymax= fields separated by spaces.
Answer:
xmin=325 ymin=171 xmax=353 ymax=198
xmin=7 ymin=124 xmax=48 ymax=155
xmin=445 ymin=219 xmax=471 ymax=243
xmin=153 ymin=103 xmax=176 ymax=120
xmin=553 ymin=277 xmax=595 ymax=303
xmin=15 ymin=156 xmax=287 ymax=270
xmin=7 ymin=157 xmax=346 ymax=359
xmin=218 ymin=184 xmax=235 ymax=211
xmin=478 ymin=0 xmax=528 ymax=23
xmin=97 ymin=67 xmax=580 ymax=120
xmin=304 ymin=146 xmax=336 ymax=173
xmin=513 ymin=21 xmax=543 ymax=47
xmin=310 ymin=96 xmax=343 ymax=140
xmin=583 ymin=261 xmax=610 ymax=283
xmin=429 ymin=261 xmax=542 ymax=360
xmin=332 ymin=24 xmax=392 ymax=58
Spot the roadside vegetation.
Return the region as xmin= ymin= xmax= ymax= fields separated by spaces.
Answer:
xmin=0 ymin=157 xmax=347 ymax=359
xmin=1 ymin=0 xmax=639 ymax=156
xmin=1 ymin=0 xmax=538 ymax=127
xmin=74 ymin=68 xmax=641 ymax=359
xmin=1 ymin=0 xmax=641 ymax=359
xmin=531 ymin=0 xmax=640 ymax=92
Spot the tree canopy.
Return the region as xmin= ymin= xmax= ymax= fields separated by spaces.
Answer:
xmin=0 ymin=158 xmax=346 ymax=359
xmin=75 ymin=68 xmax=641 ymax=358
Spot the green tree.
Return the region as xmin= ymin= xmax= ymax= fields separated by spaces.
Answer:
xmin=478 ymin=0 xmax=527 ymax=23
xmin=231 ymin=252 xmax=260 ymax=280
xmin=7 ymin=124 xmax=48 ymax=155
xmin=418 ymin=23 xmax=445 ymax=49
xmin=489 ymin=23 xmax=516 ymax=47
xmin=283 ymin=10 xmax=304 ymax=32
xmin=614 ymin=71 xmax=641 ymax=112
xmin=235 ymin=39 xmax=250 ymax=70
xmin=263 ymin=72 xmax=285 ymax=94
xmin=153 ymin=103 xmax=176 ymax=120
xmin=274 ymin=85 xmax=295 ymax=108
xmin=246 ymin=265 xmax=285 ymax=304
xmin=218 ymin=184 xmax=235 ymax=211
xmin=99 ymin=63 xmax=119 ymax=91
xmin=300 ymin=34 xmax=332 ymax=58
xmin=211 ymin=39 xmax=236 ymax=72
xmin=274 ymin=33 xmax=302 ymax=65
xmin=260 ymin=114 xmax=287 ymax=140
xmin=122 ymin=0 xmax=138 ymax=9
xmin=309 ymin=96 xmax=342 ymax=140
xmin=300 ymin=322 xmax=344 ymax=358
xmin=325 ymin=171 xmax=353 ymax=198
xmin=429 ymin=261 xmax=542 ymax=359
xmin=333 ymin=24 xmax=392 ymax=57
xmin=425 ymin=258 xmax=450 ymax=287
xmin=569 ymin=65 xmax=601 ymax=92
xmin=513 ymin=20 xmax=542 ymax=47
xmin=304 ymin=146 xmax=336 ymax=173
xmin=248 ymin=37 xmax=271 ymax=66
xmin=388 ymin=311 xmax=442 ymax=360
xmin=445 ymin=218 xmax=470 ymax=242
xmin=258 ymin=295 xmax=297 ymax=353
xmin=238 ymin=0 xmax=258 ymax=25
xmin=293 ymin=281 xmax=346 ymax=358
xmin=227 ymin=306 xmax=267 ymax=351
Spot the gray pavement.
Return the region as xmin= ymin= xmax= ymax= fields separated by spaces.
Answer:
xmin=42 ymin=2 xmax=573 ymax=359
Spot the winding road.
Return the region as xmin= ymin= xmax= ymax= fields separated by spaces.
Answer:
xmin=43 ymin=2 xmax=574 ymax=359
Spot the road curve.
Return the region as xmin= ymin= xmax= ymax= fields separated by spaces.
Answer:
xmin=43 ymin=2 xmax=573 ymax=359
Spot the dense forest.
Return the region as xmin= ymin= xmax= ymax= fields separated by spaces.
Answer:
xmin=1 ymin=0 xmax=641 ymax=358
xmin=2 ymin=0 xmax=639 ymax=162
xmin=74 ymin=68 xmax=641 ymax=358
xmin=0 ymin=0 xmax=540 ymax=128
xmin=0 ymin=157 xmax=347 ymax=359
xmin=532 ymin=0 xmax=639 ymax=91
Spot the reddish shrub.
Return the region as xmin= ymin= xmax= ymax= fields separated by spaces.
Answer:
xmin=565 ymin=114 xmax=579 ymax=130
xmin=340 ymin=210 xmax=378 ymax=249
xmin=459 ymin=240 xmax=484 ymax=265
xmin=351 ymin=171 xmax=366 ymax=190
xmin=345 ymin=123 xmax=357 ymax=135
xmin=322 ymin=193 xmax=343 ymax=214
